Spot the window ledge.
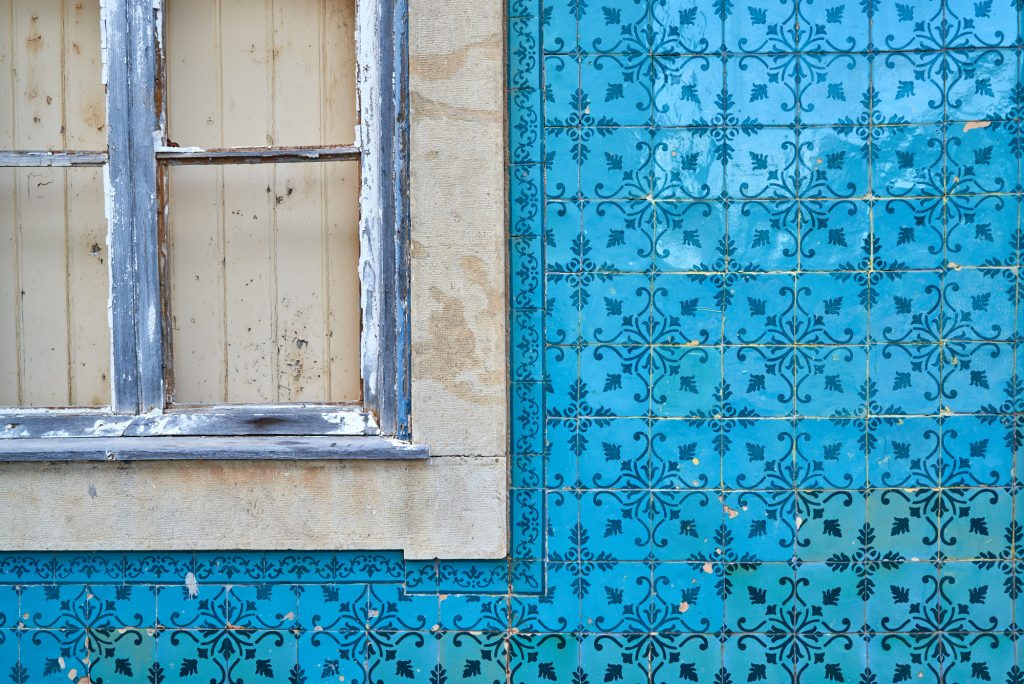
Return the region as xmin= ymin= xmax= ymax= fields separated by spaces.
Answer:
xmin=0 ymin=436 xmax=428 ymax=461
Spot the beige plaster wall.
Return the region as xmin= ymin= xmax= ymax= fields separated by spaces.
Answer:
xmin=0 ymin=0 xmax=508 ymax=559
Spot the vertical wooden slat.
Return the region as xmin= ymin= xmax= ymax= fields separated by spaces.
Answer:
xmin=64 ymin=0 xmax=109 ymax=406
xmin=324 ymin=0 xmax=361 ymax=401
xmin=273 ymin=0 xmax=326 ymax=401
xmin=220 ymin=0 xmax=275 ymax=401
xmin=165 ymin=0 xmax=226 ymax=403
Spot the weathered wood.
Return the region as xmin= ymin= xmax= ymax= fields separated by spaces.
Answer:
xmin=157 ymin=145 xmax=360 ymax=164
xmin=104 ymin=0 xmax=141 ymax=412
xmin=0 ymin=435 xmax=428 ymax=460
xmin=358 ymin=0 xmax=412 ymax=439
xmin=0 ymin=405 xmax=378 ymax=438
xmin=128 ymin=0 xmax=164 ymax=412
xmin=0 ymin=151 xmax=108 ymax=167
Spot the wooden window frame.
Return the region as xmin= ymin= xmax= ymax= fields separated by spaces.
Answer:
xmin=0 ymin=0 xmax=424 ymax=461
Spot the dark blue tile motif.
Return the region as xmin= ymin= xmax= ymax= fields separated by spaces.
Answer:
xmin=2 ymin=0 xmax=1024 ymax=681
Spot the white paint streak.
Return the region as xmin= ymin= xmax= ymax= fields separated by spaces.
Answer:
xmin=184 ymin=572 xmax=199 ymax=598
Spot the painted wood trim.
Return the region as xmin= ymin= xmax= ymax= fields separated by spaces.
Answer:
xmin=0 ymin=405 xmax=380 ymax=439
xmin=0 ymin=151 xmax=108 ymax=167
xmin=156 ymin=145 xmax=360 ymax=164
xmin=102 ymin=0 xmax=141 ymax=413
xmin=127 ymin=0 xmax=164 ymax=412
xmin=0 ymin=435 xmax=428 ymax=461
xmin=357 ymin=0 xmax=411 ymax=440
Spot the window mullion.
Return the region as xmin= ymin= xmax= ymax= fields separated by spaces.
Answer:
xmin=127 ymin=0 xmax=164 ymax=412
xmin=103 ymin=0 xmax=142 ymax=413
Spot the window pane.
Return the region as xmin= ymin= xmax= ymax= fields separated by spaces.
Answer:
xmin=0 ymin=0 xmax=106 ymax=150
xmin=164 ymin=0 xmax=357 ymax=149
xmin=0 ymin=167 xmax=111 ymax=407
xmin=165 ymin=161 xmax=361 ymax=404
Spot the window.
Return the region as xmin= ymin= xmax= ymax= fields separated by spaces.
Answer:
xmin=0 ymin=0 xmax=423 ymax=460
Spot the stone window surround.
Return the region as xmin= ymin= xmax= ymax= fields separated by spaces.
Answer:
xmin=0 ymin=0 xmax=508 ymax=561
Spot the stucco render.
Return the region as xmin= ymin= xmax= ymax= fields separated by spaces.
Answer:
xmin=0 ymin=0 xmax=508 ymax=559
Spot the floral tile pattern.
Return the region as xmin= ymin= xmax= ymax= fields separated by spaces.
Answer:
xmin=3 ymin=0 xmax=1024 ymax=681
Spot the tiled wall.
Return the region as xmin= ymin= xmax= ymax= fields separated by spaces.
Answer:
xmin=3 ymin=1 xmax=1023 ymax=681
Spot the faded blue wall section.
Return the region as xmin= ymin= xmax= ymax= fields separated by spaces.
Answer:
xmin=3 ymin=1 xmax=1024 ymax=681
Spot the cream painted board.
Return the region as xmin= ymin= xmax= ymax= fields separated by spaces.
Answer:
xmin=165 ymin=0 xmax=360 ymax=404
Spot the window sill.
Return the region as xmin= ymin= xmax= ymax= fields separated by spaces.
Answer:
xmin=0 ymin=436 xmax=429 ymax=461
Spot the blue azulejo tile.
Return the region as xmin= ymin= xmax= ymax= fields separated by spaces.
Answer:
xmin=296 ymin=630 xmax=366 ymax=683
xmin=88 ymin=629 xmax=157 ymax=684
xmin=512 ymin=234 xmax=542 ymax=311
xmin=581 ymin=200 xmax=654 ymax=273
xmin=726 ymin=200 xmax=798 ymax=272
xmin=723 ymin=490 xmax=796 ymax=561
xmin=544 ymin=128 xmax=581 ymax=199
xmin=652 ymin=0 xmax=723 ymax=54
xmin=870 ymin=270 xmax=942 ymax=343
xmin=798 ymin=54 xmax=870 ymax=126
xmin=797 ymin=0 xmax=868 ymax=52
xmin=799 ymin=126 xmax=868 ymax=198
xmin=722 ymin=635 xmax=793 ymax=684
xmin=580 ymin=343 xmax=651 ymax=416
xmin=800 ymin=200 xmax=869 ymax=272
xmin=651 ymin=490 xmax=720 ymax=561
xmin=873 ymin=52 xmax=946 ymax=124
xmin=864 ymin=560 xmax=938 ymax=631
xmin=796 ymin=345 xmax=867 ymax=417
xmin=654 ymin=200 xmax=726 ymax=272
xmin=581 ymin=54 xmax=652 ymax=127
xmin=796 ymin=273 xmax=867 ymax=344
xmin=653 ymin=56 xmax=724 ymax=128
xmin=867 ymin=634 xmax=941 ymax=684
xmin=577 ymin=0 xmax=646 ymax=54
xmin=580 ymin=273 xmax=650 ymax=343
xmin=724 ymin=563 xmax=793 ymax=631
xmin=651 ymin=561 xmax=723 ymax=633
xmin=942 ymin=562 xmax=1013 ymax=629
xmin=510 ymin=90 xmax=543 ymax=163
xmin=941 ymin=415 xmax=1014 ymax=487
xmin=650 ymin=418 xmax=720 ymax=489
xmin=796 ymin=489 xmax=866 ymax=562
xmin=511 ymin=488 xmax=545 ymax=560
xmin=873 ymin=0 xmax=943 ymax=50
xmin=439 ymin=629 xmax=508 ymax=683
xmin=652 ymin=129 xmax=725 ymax=200
xmin=545 ymin=418 xmax=578 ymax=488
xmin=512 ymin=381 xmax=544 ymax=455
xmin=947 ymin=123 xmax=1018 ymax=195
xmin=873 ymin=198 xmax=945 ymax=270
xmin=940 ymin=487 xmax=1013 ymax=559
xmin=946 ymin=49 xmax=1018 ymax=121
xmin=508 ymin=633 xmax=578 ymax=682
xmin=651 ymin=634 xmax=721 ymax=684
xmin=227 ymin=585 xmax=298 ymax=630
xmin=795 ymin=562 xmax=865 ymax=633
xmin=652 ymin=274 xmax=723 ymax=345
xmin=866 ymin=489 xmax=939 ymax=560
xmin=946 ymin=194 xmax=1020 ymax=267
xmin=946 ymin=0 xmax=1019 ymax=47
xmin=576 ymin=417 xmax=649 ymax=489
xmin=581 ymin=127 xmax=655 ymax=199
xmin=723 ymin=418 xmax=793 ymax=490
xmin=579 ymin=490 xmax=652 ymax=562
xmin=542 ymin=0 xmax=577 ymax=54
xmin=796 ymin=418 xmax=866 ymax=489
xmin=512 ymin=309 xmax=544 ymax=382
xmin=726 ymin=128 xmax=798 ymax=199
xmin=511 ymin=164 xmax=543 ymax=237
xmin=725 ymin=54 xmax=796 ymax=126
xmin=544 ymin=55 xmax=580 ymax=127
xmin=871 ymin=125 xmax=945 ymax=197
xmin=723 ymin=346 xmax=796 ymax=417
xmin=545 ymin=200 xmax=581 ymax=269
xmin=869 ymin=417 xmax=941 ymax=489
xmin=652 ymin=345 xmax=722 ymax=417
xmin=19 ymin=629 xmax=90 ymax=683
xmin=579 ymin=561 xmax=650 ymax=632
xmin=545 ymin=345 xmax=580 ymax=417
xmin=0 ymin=585 xmax=17 ymax=628
xmin=868 ymin=343 xmax=942 ymax=415
xmin=723 ymin=273 xmax=795 ymax=345
xmin=944 ymin=267 xmax=1016 ymax=341
xmin=725 ymin=0 xmax=796 ymax=53
xmin=941 ymin=341 xmax=1015 ymax=413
